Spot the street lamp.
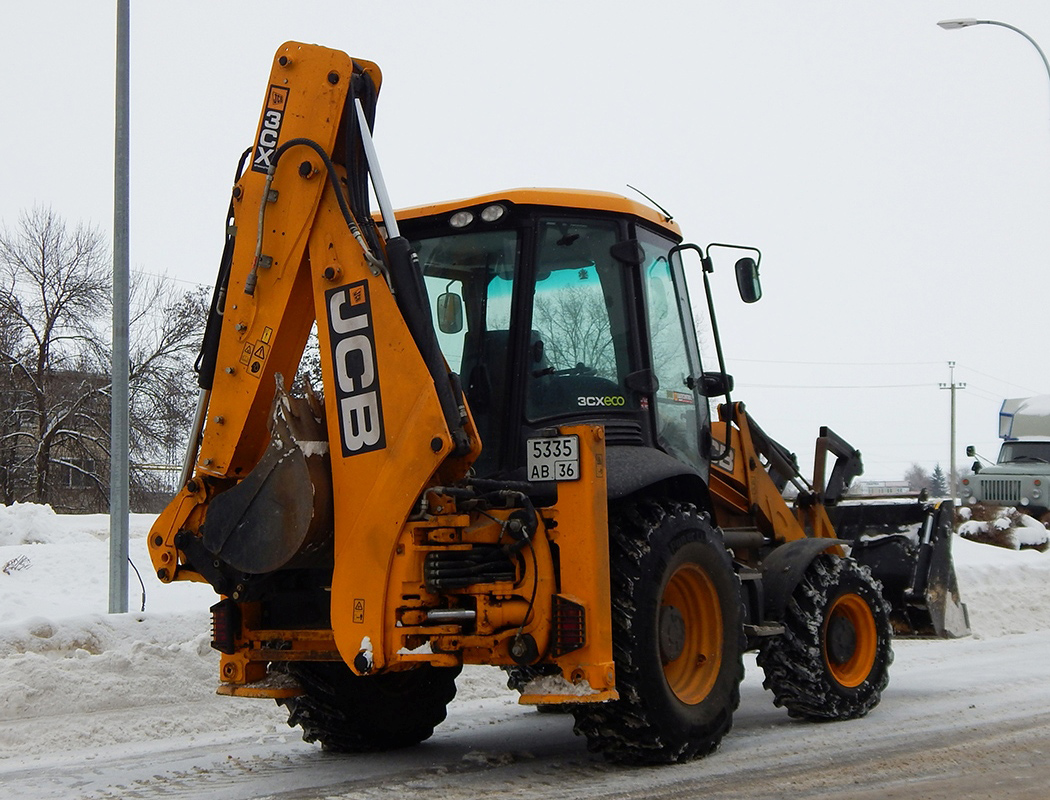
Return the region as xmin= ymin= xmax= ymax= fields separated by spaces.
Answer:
xmin=937 ymin=18 xmax=1050 ymax=113
xmin=937 ymin=18 xmax=1047 ymax=504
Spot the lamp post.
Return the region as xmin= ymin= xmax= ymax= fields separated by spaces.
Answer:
xmin=110 ymin=0 xmax=130 ymax=614
xmin=937 ymin=18 xmax=1050 ymax=115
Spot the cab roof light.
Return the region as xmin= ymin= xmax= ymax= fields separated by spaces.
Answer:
xmin=480 ymin=203 xmax=506 ymax=223
xmin=449 ymin=210 xmax=474 ymax=228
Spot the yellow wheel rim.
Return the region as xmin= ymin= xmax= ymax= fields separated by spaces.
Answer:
xmin=660 ymin=563 xmax=723 ymax=705
xmin=823 ymin=592 xmax=877 ymax=688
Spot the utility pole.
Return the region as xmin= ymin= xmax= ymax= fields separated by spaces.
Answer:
xmin=109 ymin=0 xmax=130 ymax=613
xmin=939 ymin=361 xmax=966 ymax=504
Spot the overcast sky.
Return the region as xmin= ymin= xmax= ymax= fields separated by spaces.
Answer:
xmin=5 ymin=1 xmax=1050 ymax=481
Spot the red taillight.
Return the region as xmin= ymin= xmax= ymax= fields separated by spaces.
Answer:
xmin=551 ymin=595 xmax=586 ymax=656
xmin=211 ymin=598 xmax=239 ymax=655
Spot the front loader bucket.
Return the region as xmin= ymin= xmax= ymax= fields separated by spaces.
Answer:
xmin=829 ymin=499 xmax=970 ymax=638
xmin=202 ymin=378 xmax=334 ymax=574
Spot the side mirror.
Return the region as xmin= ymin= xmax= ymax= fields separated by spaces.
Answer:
xmin=965 ymin=445 xmax=975 ymax=457
xmin=699 ymin=372 xmax=734 ymax=397
xmin=436 ymin=292 xmax=463 ymax=334
xmin=735 ymin=257 xmax=761 ymax=303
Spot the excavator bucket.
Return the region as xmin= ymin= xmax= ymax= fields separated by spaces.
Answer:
xmin=829 ymin=499 xmax=970 ymax=638
xmin=202 ymin=378 xmax=334 ymax=574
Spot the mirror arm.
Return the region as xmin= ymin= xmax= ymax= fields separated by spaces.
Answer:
xmin=707 ymin=243 xmax=762 ymax=267
xmin=669 ymin=243 xmax=735 ymax=458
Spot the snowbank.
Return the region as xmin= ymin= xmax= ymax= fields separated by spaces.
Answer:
xmin=0 ymin=504 xmax=215 ymax=621
xmin=956 ymin=504 xmax=1050 ymax=549
xmin=950 ymin=534 xmax=1050 ymax=637
xmin=0 ymin=502 xmax=103 ymax=546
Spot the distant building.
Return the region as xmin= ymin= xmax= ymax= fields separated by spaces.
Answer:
xmin=847 ymin=480 xmax=913 ymax=497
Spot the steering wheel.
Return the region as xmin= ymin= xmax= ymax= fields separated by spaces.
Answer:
xmin=533 ymin=362 xmax=596 ymax=378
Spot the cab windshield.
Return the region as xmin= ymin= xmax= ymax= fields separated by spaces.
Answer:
xmin=525 ymin=218 xmax=637 ymax=420
xmin=999 ymin=441 xmax=1050 ymax=464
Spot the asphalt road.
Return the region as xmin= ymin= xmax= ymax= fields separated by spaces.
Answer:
xmin=6 ymin=631 xmax=1048 ymax=800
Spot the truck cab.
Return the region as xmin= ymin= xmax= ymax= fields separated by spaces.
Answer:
xmin=962 ymin=396 xmax=1050 ymax=517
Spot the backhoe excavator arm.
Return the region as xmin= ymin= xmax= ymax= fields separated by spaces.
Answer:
xmin=148 ymin=42 xmax=480 ymax=673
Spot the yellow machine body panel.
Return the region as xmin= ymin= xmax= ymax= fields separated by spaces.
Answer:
xmin=709 ymin=405 xmax=840 ymax=545
xmin=304 ymin=188 xmax=462 ymax=671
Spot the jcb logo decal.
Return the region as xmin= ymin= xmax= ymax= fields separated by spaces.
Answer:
xmin=326 ymin=281 xmax=386 ymax=456
xmin=252 ymin=85 xmax=289 ymax=173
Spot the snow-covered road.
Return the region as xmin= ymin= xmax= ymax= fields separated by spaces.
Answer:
xmin=2 ymin=504 xmax=1049 ymax=799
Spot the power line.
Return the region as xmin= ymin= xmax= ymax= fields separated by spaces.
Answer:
xmin=963 ymin=383 xmax=1012 ymax=403
xmin=742 ymin=382 xmax=932 ymax=390
xmin=955 ymin=363 xmax=1041 ymax=395
xmin=130 ymin=267 xmax=211 ymax=290
xmin=733 ymin=357 xmax=941 ymax=367
xmin=733 ymin=358 xmax=1042 ymax=397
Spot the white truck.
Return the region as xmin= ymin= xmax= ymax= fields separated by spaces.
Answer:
xmin=962 ymin=395 xmax=1050 ymax=517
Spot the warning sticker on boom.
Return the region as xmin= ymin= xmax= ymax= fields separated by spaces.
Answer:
xmin=243 ymin=326 xmax=275 ymax=377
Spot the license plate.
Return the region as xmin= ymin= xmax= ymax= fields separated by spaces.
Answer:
xmin=527 ymin=435 xmax=580 ymax=482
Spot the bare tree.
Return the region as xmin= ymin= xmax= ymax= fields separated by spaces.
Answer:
xmin=0 ymin=295 xmax=24 ymax=504
xmin=127 ymin=280 xmax=208 ymax=500
xmin=0 ymin=207 xmax=205 ymax=510
xmin=532 ymin=287 xmax=616 ymax=379
xmin=903 ymin=463 xmax=932 ymax=494
xmin=0 ymin=207 xmax=111 ymax=505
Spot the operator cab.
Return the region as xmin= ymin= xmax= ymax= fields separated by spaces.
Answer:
xmin=396 ymin=189 xmax=723 ymax=481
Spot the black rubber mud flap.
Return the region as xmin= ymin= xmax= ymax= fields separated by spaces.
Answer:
xmin=830 ymin=500 xmax=970 ymax=638
xmin=203 ymin=377 xmax=334 ymax=574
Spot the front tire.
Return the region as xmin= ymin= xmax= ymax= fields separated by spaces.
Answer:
xmin=276 ymin=661 xmax=460 ymax=752
xmin=572 ymin=500 xmax=744 ymax=764
xmin=757 ymin=554 xmax=892 ymax=720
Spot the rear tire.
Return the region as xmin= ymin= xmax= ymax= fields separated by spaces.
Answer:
xmin=572 ymin=500 xmax=744 ymax=764
xmin=276 ymin=661 xmax=460 ymax=751
xmin=758 ymin=554 xmax=892 ymax=720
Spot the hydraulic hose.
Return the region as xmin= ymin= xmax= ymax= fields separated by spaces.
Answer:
xmin=243 ymin=136 xmax=386 ymax=297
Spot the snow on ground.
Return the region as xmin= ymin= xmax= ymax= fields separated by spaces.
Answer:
xmin=0 ymin=504 xmax=282 ymax=762
xmin=1 ymin=502 xmax=1049 ymax=797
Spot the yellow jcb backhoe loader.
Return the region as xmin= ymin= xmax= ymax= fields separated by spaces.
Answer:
xmin=148 ymin=42 xmax=967 ymax=764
